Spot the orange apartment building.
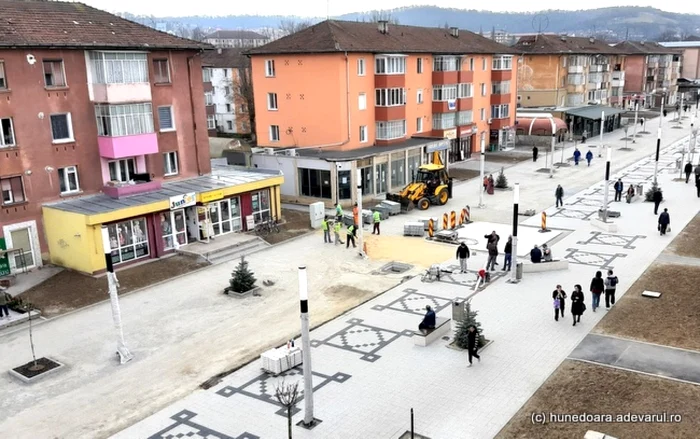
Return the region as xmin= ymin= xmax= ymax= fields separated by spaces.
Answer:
xmin=246 ymin=20 xmax=517 ymax=206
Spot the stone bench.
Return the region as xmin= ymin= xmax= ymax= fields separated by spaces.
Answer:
xmin=522 ymin=259 xmax=569 ymax=273
xmin=414 ymin=317 xmax=451 ymax=346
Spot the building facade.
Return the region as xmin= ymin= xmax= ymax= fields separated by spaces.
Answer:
xmin=246 ymin=20 xmax=517 ymax=206
xmin=202 ymin=49 xmax=251 ymax=135
xmin=614 ymin=41 xmax=680 ymax=108
xmin=660 ymin=40 xmax=700 ymax=82
xmin=204 ymin=30 xmax=270 ymax=49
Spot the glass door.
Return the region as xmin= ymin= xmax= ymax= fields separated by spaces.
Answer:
xmin=376 ymin=163 xmax=387 ymax=194
xmin=209 ymin=202 xmax=221 ymax=235
xmin=220 ymin=199 xmax=232 ymax=233
xmin=10 ymin=228 xmax=34 ymax=269
xmin=230 ymin=197 xmax=242 ymax=231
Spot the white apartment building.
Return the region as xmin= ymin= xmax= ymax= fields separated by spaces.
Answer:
xmin=204 ymin=30 xmax=269 ymax=48
xmin=202 ymin=49 xmax=250 ymax=135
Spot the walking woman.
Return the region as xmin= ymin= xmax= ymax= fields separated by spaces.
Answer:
xmin=571 ymin=284 xmax=585 ymax=326
xmin=552 ymin=285 xmax=567 ymax=321
xmin=590 ymin=271 xmax=605 ymax=312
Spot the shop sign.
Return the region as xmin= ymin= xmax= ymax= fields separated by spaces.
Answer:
xmin=201 ymin=190 xmax=224 ymax=203
xmin=443 ymin=128 xmax=457 ymax=140
xmin=460 ymin=126 xmax=477 ymax=137
xmin=246 ymin=215 xmax=255 ymax=230
xmin=169 ymin=192 xmax=196 ymax=210
xmin=0 ymin=238 xmax=10 ymax=277
xmin=426 ymin=140 xmax=450 ymax=153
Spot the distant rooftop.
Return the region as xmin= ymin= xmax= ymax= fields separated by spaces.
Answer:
xmin=513 ymin=34 xmax=619 ymax=55
xmin=268 ymin=137 xmax=444 ymax=161
xmin=201 ymin=48 xmax=247 ymax=68
xmin=205 ymin=30 xmax=269 ymax=40
xmin=612 ymin=41 xmax=679 ymax=55
xmin=659 ymin=41 xmax=700 ymax=48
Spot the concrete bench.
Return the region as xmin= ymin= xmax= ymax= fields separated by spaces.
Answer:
xmin=522 ymin=259 xmax=569 ymax=273
xmin=414 ymin=317 xmax=451 ymax=346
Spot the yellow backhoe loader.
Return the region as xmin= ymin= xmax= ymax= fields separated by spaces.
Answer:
xmin=386 ymin=151 xmax=453 ymax=211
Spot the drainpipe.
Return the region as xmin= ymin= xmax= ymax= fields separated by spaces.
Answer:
xmin=187 ymin=53 xmax=204 ymax=175
xmin=555 ymin=55 xmax=561 ymax=107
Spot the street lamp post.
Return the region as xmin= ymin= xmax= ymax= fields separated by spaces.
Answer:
xmin=478 ymin=136 xmax=485 ymax=208
xmin=690 ymin=120 xmax=698 ymax=165
xmin=298 ymin=266 xmax=318 ymax=428
xmin=602 ymin=146 xmax=611 ymax=222
xmin=632 ymin=102 xmax=639 ymax=143
xmin=101 ymin=226 xmax=133 ymax=365
xmin=598 ymin=110 xmax=605 ymax=157
xmin=508 ymin=183 xmax=520 ymax=284
xmin=355 ymin=169 xmax=365 ymax=258
xmin=653 ymin=127 xmax=662 ymax=186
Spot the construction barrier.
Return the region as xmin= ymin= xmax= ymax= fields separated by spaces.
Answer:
xmin=540 ymin=212 xmax=549 ymax=232
xmin=465 ymin=205 xmax=471 ymax=223
xmin=428 ymin=219 xmax=435 ymax=238
xmin=442 ymin=213 xmax=448 ymax=230
xmin=450 ymin=211 xmax=456 ymax=229
xmin=459 ymin=208 xmax=467 ymax=225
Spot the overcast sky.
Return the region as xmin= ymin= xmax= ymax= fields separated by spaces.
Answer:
xmin=83 ymin=0 xmax=700 ymax=17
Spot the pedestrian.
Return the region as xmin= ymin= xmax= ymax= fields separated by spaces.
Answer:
xmin=552 ymin=285 xmax=567 ymax=321
xmin=346 ymin=224 xmax=356 ymax=248
xmin=372 ymin=210 xmax=381 ymax=235
xmin=605 ymin=269 xmax=619 ymax=309
xmin=335 ymin=201 xmax=343 ymax=222
xmin=466 ymin=325 xmax=481 ymax=367
xmin=573 ymin=148 xmax=581 ymax=165
xmin=585 ymin=150 xmax=593 ymax=166
xmin=685 ymin=162 xmax=693 ymax=183
xmin=352 ymin=203 xmax=359 ymax=234
xmin=418 ymin=305 xmax=436 ymax=334
xmin=571 ymin=284 xmax=585 ymax=326
xmin=483 ymin=175 xmax=489 ymax=192
xmin=696 ymin=174 xmax=700 ymax=198
xmin=484 ymin=230 xmax=500 ymax=266
xmin=652 ymin=188 xmax=663 ymax=215
xmin=530 ymin=244 xmax=542 ymax=263
xmin=502 ymin=236 xmax=512 ymax=271
xmin=555 ymin=184 xmax=564 ymax=207
xmin=590 ymin=271 xmax=605 ymax=312
xmin=333 ymin=220 xmax=344 ymax=245
xmin=613 ymin=179 xmax=624 ymax=202
xmin=663 ymin=109 xmax=668 ymax=117
xmin=658 ymin=208 xmax=670 ymax=235
xmin=542 ymin=243 xmax=552 ymax=262
xmin=626 ymin=185 xmax=635 ymax=203
xmin=695 ymin=164 xmax=700 ymax=179
xmin=487 ymin=174 xmax=495 ymax=195
xmin=582 ymin=130 xmax=588 ymax=144
xmin=0 ymin=287 xmax=10 ymax=319
xmin=486 ymin=238 xmax=498 ymax=271
xmin=532 ymin=146 xmax=539 ymax=162
xmin=321 ymin=217 xmax=331 ymax=243
xmin=456 ymin=241 xmax=470 ymax=273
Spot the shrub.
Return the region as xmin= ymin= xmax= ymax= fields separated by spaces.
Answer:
xmin=645 ymin=181 xmax=663 ymax=202
xmin=226 ymin=256 xmax=257 ymax=294
xmin=495 ymin=167 xmax=508 ymax=189
xmin=454 ymin=302 xmax=486 ymax=349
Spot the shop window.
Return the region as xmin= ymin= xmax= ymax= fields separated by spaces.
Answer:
xmin=390 ymin=155 xmax=405 ymax=188
xmin=298 ymin=168 xmax=332 ymax=199
xmin=208 ymin=197 xmax=242 ymax=236
xmin=359 ymin=166 xmax=373 ymax=195
xmin=106 ymin=218 xmax=149 ymax=265
xmin=337 ymin=170 xmax=352 ymax=199
xmin=251 ymin=190 xmax=271 ymax=223
xmin=160 ymin=210 xmax=187 ymax=250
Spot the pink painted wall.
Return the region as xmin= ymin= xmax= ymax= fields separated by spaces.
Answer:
xmin=98 ymin=133 xmax=159 ymax=159
xmin=91 ymin=83 xmax=152 ymax=104
xmin=623 ymin=56 xmax=645 ymax=94
xmin=100 ymin=155 xmax=148 ymax=184
xmin=682 ymin=49 xmax=700 ymax=80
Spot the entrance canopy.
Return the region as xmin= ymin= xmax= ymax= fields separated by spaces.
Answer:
xmin=515 ymin=115 xmax=568 ymax=135
xmin=565 ymin=105 xmax=625 ymax=120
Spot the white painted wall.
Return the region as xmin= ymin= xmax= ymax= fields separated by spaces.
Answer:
xmin=251 ymin=154 xmax=297 ymax=196
xmin=210 ymin=67 xmax=237 ymax=133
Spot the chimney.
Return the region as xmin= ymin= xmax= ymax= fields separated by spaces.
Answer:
xmin=378 ymin=20 xmax=389 ymax=34
xmin=217 ymin=48 xmax=222 ymax=54
xmin=449 ymin=27 xmax=459 ymax=38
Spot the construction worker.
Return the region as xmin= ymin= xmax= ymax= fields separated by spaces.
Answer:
xmin=335 ymin=201 xmax=343 ymax=222
xmin=372 ymin=210 xmax=381 ymax=235
xmin=334 ymin=220 xmax=344 ymax=245
xmin=352 ymin=202 xmax=360 ymax=235
xmin=321 ymin=217 xmax=331 ymax=243
xmin=346 ymin=224 xmax=356 ymax=249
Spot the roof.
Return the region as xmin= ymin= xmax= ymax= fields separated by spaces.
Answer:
xmin=659 ymin=41 xmax=700 ymax=48
xmin=565 ymin=105 xmax=624 ymax=120
xmin=44 ymin=167 xmax=281 ymax=215
xmin=282 ymin=137 xmax=439 ymax=161
xmin=201 ymin=49 xmax=247 ymax=68
xmin=0 ymin=0 xmax=208 ymax=50
xmin=612 ymin=41 xmax=678 ymax=55
xmin=513 ymin=34 xmax=619 ymax=55
xmin=246 ymin=20 xmax=517 ymax=56
xmin=516 ymin=117 xmax=568 ymax=135
xmin=205 ymin=30 xmax=269 ymax=40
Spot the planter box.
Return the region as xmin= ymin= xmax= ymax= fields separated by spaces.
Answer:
xmin=522 ymin=260 xmax=570 ymax=273
xmin=224 ymin=285 xmax=262 ymax=298
xmin=9 ymin=357 xmax=64 ymax=384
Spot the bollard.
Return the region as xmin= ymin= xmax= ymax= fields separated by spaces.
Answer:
xmin=450 ymin=211 xmax=456 ymax=229
xmin=465 ymin=205 xmax=471 ymax=223
xmin=428 ymin=219 xmax=434 ymax=238
xmin=539 ymin=211 xmax=551 ymax=233
xmin=442 ymin=213 xmax=448 ymax=230
xmin=459 ymin=208 xmax=467 ymax=225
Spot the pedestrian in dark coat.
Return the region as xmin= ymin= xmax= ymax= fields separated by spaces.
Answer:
xmin=658 ymin=208 xmax=670 ymax=235
xmin=502 ymin=236 xmax=512 ymax=271
xmin=613 ymin=179 xmax=624 ymax=202
xmin=652 ymin=189 xmax=663 ymax=215
xmin=532 ymin=146 xmax=539 ymax=162
xmin=573 ymin=148 xmax=582 ymax=165
xmin=571 ymin=284 xmax=585 ymax=326
xmin=685 ymin=162 xmax=693 ymax=183
xmin=695 ymin=164 xmax=700 ymax=179
xmin=555 ymin=184 xmax=564 ymax=207
xmin=552 ymin=285 xmax=567 ymax=321
xmin=590 ymin=271 xmax=605 ymax=312
xmin=585 ymin=150 xmax=593 ymax=166
xmin=696 ymin=174 xmax=700 ymax=198
xmin=466 ymin=325 xmax=481 ymax=367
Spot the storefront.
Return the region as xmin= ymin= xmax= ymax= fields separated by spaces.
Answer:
xmin=41 ymin=167 xmax=283 ymax=274
xmin=450 ymin=126 xmax=476 ymax=162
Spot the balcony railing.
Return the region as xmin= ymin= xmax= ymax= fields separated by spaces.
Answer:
xmin=103 ymin=174 xmax=161 ymax=199
xmin=568 ymin=65 xmax=584 ymax=74
xmin=98 ymin=133 xmax=159 ymax=159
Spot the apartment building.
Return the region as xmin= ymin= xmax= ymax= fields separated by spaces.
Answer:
xmin=0 ymin=1 xmax=283 ymax=276
xmin=204 ymin=30 xmax=270 ymax=49
xmin=246 ymin=20 xmax=517 ymax=206
xmin=614 ymin=41 xmax=681 ymax=108
xmin=202 ymin=49 xmax=251 ymax=135
xmin=659 ymin=40 xmax=700 ymax=82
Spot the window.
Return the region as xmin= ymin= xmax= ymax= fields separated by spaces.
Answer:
xmin=491 ymin=80 xmax=511 ymax=95
xmin=375 ymin=88 xmax=406 ymax=106
xmin=567 ymin=74 xmax=585 ymax=85
xmin=469 ymin=58 xmax=474 ymax=71
xmin=43 ymin=60 xmax=66 ymax=87
xmin=416 ymin=117 xmax=423 ymax=132
xmin=251 ymin=190 xmax=271 ymax=223
xmin=432 ymin=84 xmax=458 ymax=101
xmin=337 ymin=170 xmax=352 ymax=199
xmin=96 ymin=103 xmax=154 ymax=137
xmin=490 ymin=104 xmax=509 ymax=119
xmin=227 ymin=121 xmax=233 ymax=130
xmin=106 ymin=218 xmax=149 ymax=265
xmin=417 ymin=57 xmax=423 ymax=73
xmin=265 ymin=59 xmax=275 ymax=77
xmin=458 ymin=83 xmax=473 ymax=98
xmin=204 ymin=92 xmax=213 ymax=105
xmin=153 ymin=59 xmax=170 ymax=84
xmin=223 ymin=69 xmax=230 ymax=77
xmin=1 ymin=176 xmax=25 ymax=205
xmin=432 ymin=112 xmax=456 ymax=130
xmin=417 ymin=89 xmax=423 ymax=103
xmin=359 ymin=93 xmax=367 ymax=110
xmin=1 ymin=117 xmax=15 ymax=147
xmin=492 ymin=55 xmax=513 ymax=71
xmin=88 ymin=52 xmax=148 ymax=84
xmin=267 ymin=92 xmax=278 ymax=110
xmin=0 ymin=61 xmax=6 ymax=89
xmin=160 ymin=210 xmax=187 ymax=250
xmin=58 ymin=166 xmax=80 ymax=194
xmin=375 ymin=120 xmax=406 ymax=140
xmin=457 ymin=110 xmax=473 ymax=126
xmin=163 ymin=151 xmax=179 ymax=176
xmin=359 ymin=164 xmax=373 ymax=195
xmin=360 ymin=125 xmax=368 ymax=143
xmin=158 ymin=106 xmax=175 ymax=131
xmin=482 ymin=57 xmax=487 ymax=71
xmin=480 ymin=83 xmax=487 ymax=96
xmin=298 ymin=168 xmax=332 ymax=199
xmin=374 ymin=56 xmax=406 ymax=74
xmin=202 ymin=68 xmax=212 ymax=82
xmin=269 ymin=125 xmax=280 ymax=142
xmin=390 ymin=152 xmax=405 ymax=188
xmin=207 ymin=115 xmax=216 ymax=129
xmin=358 ymin=58 xmax=366 ymax=76
xmin=109 ymin=158 xmax=136 ymax=182
xmin=480 ymin=108 xmax=486 ymax=121
xmin=50 ymin=113 xmax=73 ymax=142
xmin=224 ymin=86 xmax=231 ymax=95
xmin=433 ymin=56 xmax=460 ymax=72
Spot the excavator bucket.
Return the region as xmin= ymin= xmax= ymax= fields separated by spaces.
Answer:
xmin=385 ymin=193 xmax=413 ymax=212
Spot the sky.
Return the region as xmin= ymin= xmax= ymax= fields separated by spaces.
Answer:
xmin=79 ymin=0 xmax=700 ymax=18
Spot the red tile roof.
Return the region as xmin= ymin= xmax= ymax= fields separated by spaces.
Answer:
xmin=612 ymin=41 xmax=679 ymax=55
xmin=246 ymin=20 xmax=517 ymax=56
xmin=513 ymin=34 xmax=620 ymax=55
xmin=201 ymin=48 xmax=248 ymax=68
xmin=0 ymin=0 xmax=209 ymax=50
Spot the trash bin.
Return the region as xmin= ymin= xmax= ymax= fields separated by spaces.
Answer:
xmin=516 ymin=262 xmax=523 ymax=280
xmin=636 ymin=184 xmax=643 ymax=196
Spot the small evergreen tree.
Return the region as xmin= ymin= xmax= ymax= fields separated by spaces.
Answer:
xmin=454 ymin=302 xmax=486 ymax=349
xmin=645 ymin=181 xmax=663 ymax=202
xmin=227 ymin=256 xmax=257 ymax=293
xmin=495 ymin=167 xmax=508 ymax=189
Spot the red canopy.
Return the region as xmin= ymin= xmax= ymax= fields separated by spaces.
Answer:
xmin=516 ymin=117 xmax=568 ymax=136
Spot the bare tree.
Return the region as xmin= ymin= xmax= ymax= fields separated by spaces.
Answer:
xmin=369 ymin=10 xmax=400 ymax=25
xmin=274 ymin=380 xmax=301 ymax=439
xmin=279 ymin=19 xmax=313 ymax=36
xmin=656 ymin=30 xmax=679 ymax=42
xmin=228 ymin=58 xmax=256 ymax=140
xmin=190 ymin=26 xmax=207 ymax=42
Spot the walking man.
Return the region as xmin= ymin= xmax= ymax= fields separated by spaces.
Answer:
xmin=685 ymin=162 xmax=693 ymax=183
xmin=532 ymin=146 xmax=539 ymax=162
xmin=696 ymin=174 xmax=700 ymax=198
xmin=0 ymin=287 xmax=10 ymax=319
xmin=335 ymin=201 xmax=343 ymax=222
xmin=352 ymin=203 xmax=359 ymax=234
xmin=613 ymin=179 xmax=624 ymax=202
xmin=585 ymin=150 xmax=593 ymax=166
xmin=652 ymin=188 xmax=663 ymax=215
xmin=605 ymin=269 xmax=619 ymax=309
xmin=658 ymin=208 xmax=671 ymax=236
xmin=590 ymin=271 xmax=605 ymax=312
xmin=555 ymin=184 xmax=564 ymax=208
xmin=322 ymin=217 xmax=331 ymax=243
xmin=346 ymin=224 xmax=356 ymax=248
xmin=333 ymin=220 xmax=344 ymax=245
xmin=466 ymin=325 xmax=481 ymax=367
xmin=552 ymin=285 xmax=567 ymax=321
xmin=502 ymin=236 xmax=512 ymax=272
xmin=456 ymin=241 xmax=470 ymax=273
xmin=372 ymin=210 xmax=381 ymax=235
xmin=573 ymin=148 xmax=581 ymax=165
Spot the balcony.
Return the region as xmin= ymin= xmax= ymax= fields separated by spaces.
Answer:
xmin=98 ymin=133 xmax=159 ymax=159
xmin=568 ymin=65 xmax=584 ymax=74
xmin=612 ymin=79 xmax=625 ymax=87
xmin=612 ymin=71 xmax=625 ymax=80
xmin=103 ymin=175 xmax=161 ymax=199
xmin=90 ymin=83 xmax=152 ymax=104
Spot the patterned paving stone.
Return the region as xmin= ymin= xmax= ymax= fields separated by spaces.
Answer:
xmin=576 ymin=231 xmax=646 ymax=249
xmin=148 ymin=410 xmax=258 ymax=439
xmin=564 ymin=248 xmax=627 ymax=269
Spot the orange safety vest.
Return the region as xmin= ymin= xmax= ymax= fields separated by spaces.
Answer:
xmin=353 ymin=206 xmax=359 ymax=223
